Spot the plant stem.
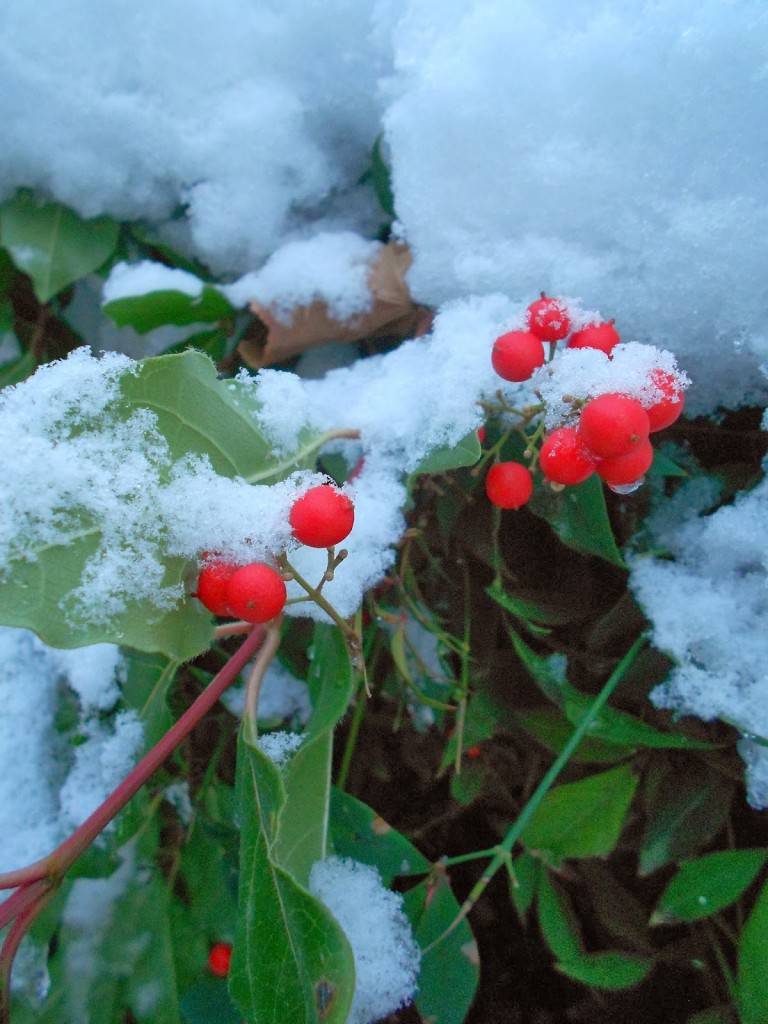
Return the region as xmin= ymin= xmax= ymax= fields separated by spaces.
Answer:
xmin=421 ymin=635 xmax=645 ymax=953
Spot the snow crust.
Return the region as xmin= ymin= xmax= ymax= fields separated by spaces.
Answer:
xmin=0 ymin=628 xmax=139 ymax=872
xmin=103 ymin=261 xmax=204 ymax=302
xmin=630 ymin=473 xmax=768 ymax=808
xmin=309 ymin=856 xmax=420 ymax=1024
xmin=0 ymin=1 xmax=764 ymax=411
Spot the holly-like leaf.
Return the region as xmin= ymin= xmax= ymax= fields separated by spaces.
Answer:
xmin=652 ymin=849 xmax=767 ymax=925
xmin=103 ymin=285 xmax=234 ymax=334
xmin=411 ymin=429 xmax=482 ymax=478
xmin=0 ymin=190 xmax=119 ymax=302
xmin=520 ymin=765 xmax=639 ymax=867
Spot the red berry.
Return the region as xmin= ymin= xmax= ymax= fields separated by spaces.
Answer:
xmin=195 ymin=556 xmax=239 ymax=617
xmin=491 ymin=331 xmax=546 ymax=382
xmin=477 ymin=426 xmax=487 ymax=445
xmin=466 ymin=745 xmax=483 ymax=759
xmin=289 ymin=484 xmax=354 ymax=548
xmin=596 ymin=439 xmax=654 ymax=486
xmin=226 ymin=563 xmax=287 ymax=624
xmin=567 ymin=320 xmax=621 ymax=356
xmin=646 ymin=370 xmax=685 ymax=432
xmin=539 ymin=427 xmax=599 ymax=485
xmin=208 ymin=942 xmax=232 ymax=977
xmin=526 ymin=294 xmax=571 ymax=342
xmin=577 ymin=393 xmax=650 ymax=459
xmin=485 ymin=462 xmax=534 ymax=510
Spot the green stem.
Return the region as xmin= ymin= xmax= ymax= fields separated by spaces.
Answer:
xmin=335 ymin=682 xmax=367 ymax=791
xmin=243 ymin=429 xmax=360 ymax=484
xmin=422 ymin=635 xmax=645 ymax=953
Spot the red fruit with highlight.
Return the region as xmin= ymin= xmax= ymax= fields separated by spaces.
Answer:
xmin=208 ymin=943 xmax=232 ymax=978
xmin=290 ymin=484 xmax=355 ymax=548
xmin=646 ymin=370 xmax=685 ymax=432
xmin=539 ymin=427 xmax=599 ymax=485
xmin=226 ymin=563 xmax=287 ymax=624
xmin=195 ymin=556 xmax=239 ymax=617
xmin=577 ymin=393 xmax=650 ymax=459
xmin=491 ymin=331 xmax=546 ymax=382
xmin=485 ymin=462 xmax=534 ymax=510
xmin=527 ymin=295 xmax=571 ymax=342
xmin=567 ymin=320 xmax=621 ymax=356
xmin=596 ymin=439 xmax=654 ymax=486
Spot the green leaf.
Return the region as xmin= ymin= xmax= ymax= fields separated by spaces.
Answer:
xmin=737 ymin=877 xmax=768 ymax=1024
xmin=180 ymin=980 xmax=242 ymax=1024
xmin=305 ymin=623 xmax=357 ymax=737
xmin=277 ymin=730 xmax=334 ymax=886
xmin=0 ymin=190 xmax=119 ymax=302
xmin=120 ymin=650 xmax=178 ymax=747
xmin=488 ymin=580 xmax=589 ymax=628
xmin=648 ymin=448 xmax=689 ymax=478
xmin=639 ymin=760 xmax=734 ymax=875
xmin=562 ymin=689 xmax=716 ymax=751
xmin=230 ymin=732 xmax=355 ymax=1024
xmin=402 ymin=873 xmax=479 ymax=1024
xmin=103 ymin=284 xmax=234 ymax=334
xmin=537 ymin=870 xmax=584 ymax=962
xmin=509 ymin=851 xmax=542 ymax=919
xmin=520 ymin=765 xmax=639 ymax=867
xmin=370 ymin=135 xmax=395 ymax=220
xmin=329 ymin=789 xmax=431 ymax=885
xmin=0 ymin=350 xmax=321 ymax=658
xmin=0 ymin=345 xmax=37 ymax=389
xmin=557 ymin=950 xmax=652 ymax=990
xmin=652 ymin=849 xmax=767 ymax=925
xmin=411 ymin=429 xmax=481 ymax=478
xmin=513 ymin=707 xmax=634 ymax=764
xmin=527 ymin=473 xmax=626 ymax=567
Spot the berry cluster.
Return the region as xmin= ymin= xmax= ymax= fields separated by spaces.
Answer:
xmin=484 ymin=295 xmax=688 ymax=510
xmin=194 ymin=483 xmax=354 ymax=622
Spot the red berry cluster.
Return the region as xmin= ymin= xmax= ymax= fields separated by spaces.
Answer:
xmin=485 ymin=295 xmax=687 ymax=510
xmin=194 ymin=484 xmax=354 ymax=621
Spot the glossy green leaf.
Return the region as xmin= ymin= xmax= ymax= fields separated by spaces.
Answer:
xmin=277 ymin=730 xmax=333 ymax=886
xmin=0 ymin=190 xmax=119 ymax=301
xmin=737 ymin=877 xmax=768 ymax=1024
xmin=0 ymin=350 xmax=320 ymax=659
xmin=230 ymin=733 xmax=355 ymax=1024
xmin=488 ymin=580 xmax=588 ymax=627
xmin=103 ymin=284 xmax=234 ymax=334
xmin=520 ymin=765 xmax=639 ymax=867
xmin=0 ymin=345 xmax=37 ymax=389
xmin=652 ymin=849 xmax=768 ymax=925
xmin=402 ymin=873 xmax=479 ymax=1024
xmin=527 ymin=473 xmax=626 ymax=568
xmin=329 ymin=788 xmax=431 ymax=885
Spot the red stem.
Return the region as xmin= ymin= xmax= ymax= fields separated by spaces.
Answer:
xmin=0 ymin=626 xmax=265 ymax=891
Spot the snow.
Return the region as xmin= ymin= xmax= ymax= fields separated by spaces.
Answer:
xmin=221 ymin=659 xmax=312 ymax=725
xmin=102 ymin=260 xmax=204 ymax=302
xmin=223 ymin=232 xmax=383 ymax=323
xmin=258 ymin=730 xmax=304 ymax=767
xmin=309 ymin=856 xmax=420 ymax=1024
xmin=630 ymin=471 xmax=768 ymax=808
xmin=0 ymin=628 xmax=139 ymax=873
